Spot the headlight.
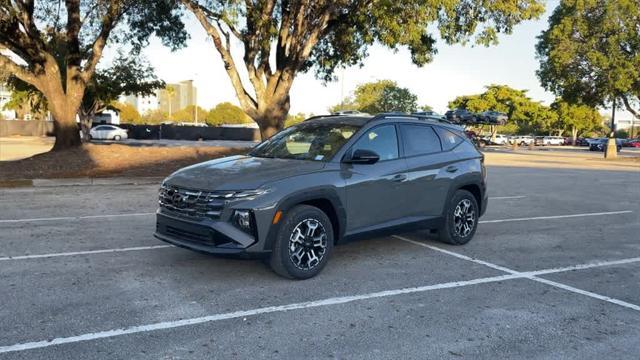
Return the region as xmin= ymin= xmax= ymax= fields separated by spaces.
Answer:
xmin=233 ymin=210 xmax=254 ymax=235
xmin=231 ymin=189 xmax=269 ymax=198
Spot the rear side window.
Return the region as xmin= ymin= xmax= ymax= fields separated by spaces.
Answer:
xmin=400 ymin=124 xmax=442 ymax=156
xmin=435 ymin=127 xmax=464 ymax=151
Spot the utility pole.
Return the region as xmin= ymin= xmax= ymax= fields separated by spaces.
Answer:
xmin=605 ymin=101 xmax=617 ymax=159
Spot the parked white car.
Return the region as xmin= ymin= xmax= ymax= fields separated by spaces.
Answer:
xmin=89 ymin=125 xmax=128 ymax=140
xmin=509 ymin=135 xmax=534 ymax=145
xmin=491 ymin=134 xmax=510 ymax=145
xmin=538 ymin=136 xmax=564 ymax=146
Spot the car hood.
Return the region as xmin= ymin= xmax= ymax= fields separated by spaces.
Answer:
xmin=164 ymin=155 xmax=326 ymax=191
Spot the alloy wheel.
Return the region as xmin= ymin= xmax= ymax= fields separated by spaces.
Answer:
xmin=453 ymin=199 xmax=476 ymax=238
xmin=288 ymin=218 xmax=328 ymax=270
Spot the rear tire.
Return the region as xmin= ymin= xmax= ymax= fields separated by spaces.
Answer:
xmin=269 ymin=205 xmax=334 ymax=279
xmin=437 ymin=190 xmax=479 ymax=245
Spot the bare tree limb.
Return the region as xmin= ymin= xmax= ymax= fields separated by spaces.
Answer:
xmin=181 ymin=0 xmax=258 ymax=114
xmin=0 ymin=52 xmax=37 ymax=84
xmin=621 ymin=95 xmax=640 ymax=119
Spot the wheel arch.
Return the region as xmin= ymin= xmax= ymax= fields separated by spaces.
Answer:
xmin=265 ymin=187 xmax=346 ymax=249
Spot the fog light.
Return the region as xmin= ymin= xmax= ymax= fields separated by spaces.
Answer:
xmin=233 ymin=210 xmax=252 ymax=231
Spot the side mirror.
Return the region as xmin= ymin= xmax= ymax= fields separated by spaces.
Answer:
xmin=344 ymin=149 xmax=380 ymax=164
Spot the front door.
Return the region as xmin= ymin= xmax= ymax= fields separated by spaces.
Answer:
xmin=341 ymin=124 xmax=409 ymax=233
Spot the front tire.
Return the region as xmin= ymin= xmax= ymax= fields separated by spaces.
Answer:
xmin=269 ymin=205 xmax=334 ymax=279
xmin=437 ymin=190 xmax=479 ymax=245
xmin=113 ymin=135 xmax=122 ymax=141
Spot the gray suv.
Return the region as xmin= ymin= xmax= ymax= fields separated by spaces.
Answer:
xmin=155 ymin=113 xmax=488 ymax=279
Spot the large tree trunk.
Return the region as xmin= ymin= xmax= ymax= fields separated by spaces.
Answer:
xmin=52 ymin=114 xmax=81 ymax=150
xmin=253 ymin=94 xmax=291 ymax=140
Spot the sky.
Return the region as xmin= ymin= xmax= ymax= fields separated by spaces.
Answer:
xmin=106 ymin=1 xmax=571 ymax=116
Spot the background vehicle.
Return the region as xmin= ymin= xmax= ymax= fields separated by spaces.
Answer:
xmin=445 ymin=109 xmax=476 ymax=124
xmin=479 ymin=111 xmax=508 ymax=125
xmin=509 ymin=135 xmax=534 ymax=146
xmin=536 ymin=136 xmax=564 ymax=146
xmin=622 ymin=139 xmax=640 ymax=148
xmin=89 ymin=125 xmax=128 ymax=140
xmin=589 ymin=138 xmax=622 ymax=152
xmin=483 ymin=134 xmax=509 ymax=145
xmin=575 ymin=138 xmax=590 ymax=146
xmin=155 ymin=113 xmax=488 ymax=279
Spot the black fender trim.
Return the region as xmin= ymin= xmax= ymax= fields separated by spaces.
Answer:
xmin=263 ymin=186 xmax=346 ymax=250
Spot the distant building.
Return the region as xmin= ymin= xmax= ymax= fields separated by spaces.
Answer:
xmin=157 ymin=80 xmax=198 ymax=115
xmin=123 ymin=94 xmax=158 ymax=114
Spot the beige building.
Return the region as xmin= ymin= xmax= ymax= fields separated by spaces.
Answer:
xmin=157 ymin=80 xmax=198 ymax=116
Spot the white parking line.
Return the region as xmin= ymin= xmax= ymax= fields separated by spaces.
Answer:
xmin=479 ymin=210 xmax=633 ymax=224
xmin=489 ymin=196 xmax=527 ymax=200
xmin=393 ymin=235 xmax=640 ymax=312
xmin=0 ymin=245 xmax=173 ymax=261
xmin=0 ymin=273 xmax=523 ymax=354
xmin=0 ymin=212 xmax=155 ymax=223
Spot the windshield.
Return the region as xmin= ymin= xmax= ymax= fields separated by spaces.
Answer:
xmin=250 ymin=123 xmax=360 ymax=161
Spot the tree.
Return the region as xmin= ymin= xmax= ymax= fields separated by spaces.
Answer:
xmin=78 ymin=52 xmax=164 ymax=139
xmin=0 ymin=1 xmax=186 ymax=150
xmin=3 ymin=81 xmax=48 ymax=120
xmin=170 ymin=105 xmax=208 ymax=123
xmin=284 ymin=112 xmax=307 ymax=127
xmin=141 ymin=109 xmax=168 ymax=124
xmin=206 ymin=102 xmax=252 ymax=126
xmin=180 ymin=0 xmax=545 ymax=139
xmin=551 ymin=99 xmax=602 ymax=144
xmin=331 ymin=80 xmax=418 ymax=114
xmin=449 ymin=84 xmax=557 ymax=138
xmin=536 ymin=0 xmax=640 ymax=121
xmin=112 ymin=101 xmax=141 ymax=124
xmin=419 ymin=104 xmax=434 ymax=112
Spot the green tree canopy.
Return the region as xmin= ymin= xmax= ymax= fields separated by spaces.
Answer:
xmin=113 ymin=101 xmax=142 ymax=124
xmin=449 ymin=84 xmax=558 ymax=134
xmin=206 ymin=102 xmax=252 ymax=126
xmin=551 ymin=99 xmax=603 ymax=143
xmin=171 ymin=105 xmax=209 ymax=123
xmin=536 ymin=0 xmax=640 ymax=119
xmin=331 ymin=80 xmax=418 ymax=114
xmin=0 ymin=1 xmax=186 ymax=149
xmin=180 ymin=0 xmax=545 ymax=139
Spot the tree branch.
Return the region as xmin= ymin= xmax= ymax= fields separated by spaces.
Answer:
xmin=0 ymin=52 xmax=37 ymax=84
xmin=181 ymin=0 xmax=258 ymax=114
xmin=621 ymin=94 xmax=639 ymax=119
xmin=81 ymin=2 xmax=123 ymax=83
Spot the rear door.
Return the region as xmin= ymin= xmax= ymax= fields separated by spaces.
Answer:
xmin=400 ymin=124 xmax=463 ymax=218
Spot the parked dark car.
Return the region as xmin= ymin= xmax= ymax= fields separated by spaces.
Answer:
xmin=589 ymin=138 xmax=622 ymax=152
xmin=445 ymin=109 xmax=476 ymax=124
xmin=155 ymin=113 xmax=488 ymax=279
xmin=478 ymin=111 xmax=508 ymax=125
xmin=575 ymin=138 xmax=590 ymax=146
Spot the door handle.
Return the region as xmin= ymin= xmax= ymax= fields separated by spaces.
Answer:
xmin=445 ymin=166 xmax=458 ymax=173
xmin=391 ymin=174 xmax=408 ymax=182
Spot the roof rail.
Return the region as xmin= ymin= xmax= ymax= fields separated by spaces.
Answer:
xmin=369 ymin=112 xmax=455 ymax=125
xmin=303 ymin=114 xmax=345 ymax=122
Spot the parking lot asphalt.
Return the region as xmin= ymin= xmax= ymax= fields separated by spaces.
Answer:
xmin=0 ymin=164 xmax=639 ymax=359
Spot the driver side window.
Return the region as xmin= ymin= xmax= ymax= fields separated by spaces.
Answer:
xmin=352 ymin=125 xmax=399 ymax=161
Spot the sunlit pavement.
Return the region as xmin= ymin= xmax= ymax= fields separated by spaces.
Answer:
xmin=0 ymin=165 xmax=639 ymax=359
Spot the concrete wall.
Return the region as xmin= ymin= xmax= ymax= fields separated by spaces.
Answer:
xmin=0 ymin=120 xmax=54 ymax=137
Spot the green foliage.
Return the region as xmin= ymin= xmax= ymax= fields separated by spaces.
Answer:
xmin=332 ymin=80 xmax=418 ymax=114
xmin=449 ymin=84 xmax=557 ymax=134
xmin=304 ymin=0 xmax=546 ymax=81
xmin=170 ymin=105 xmax=209 ymax=123
xmin=536 ymin=0 xmax=640 ymax=117
xmin=206 ymin=102 xmax=252 ymax=126
xmin=113 ymin=102 xmax=142 ymax=124
xmin=141 ymin=109 xmax=169 ymax=124
xmin=551 ymin=99 xmax=603 ymax=139
xmin=3 ymin=87 xmax=48 ymax=120
xmin=419 ymin=104 xmax=434 ymax=112
xmin=83 ymin=52 xmax=164 ymax=117
xmin=614 ymin=129 xmax=629 ymax=139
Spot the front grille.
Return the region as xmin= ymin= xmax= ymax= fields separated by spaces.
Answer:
xmin=158 ymin=184 xmax=227 ymax=219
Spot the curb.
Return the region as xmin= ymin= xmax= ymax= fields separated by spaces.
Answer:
xmin=0 ymin=177 xmax=164 ymax=188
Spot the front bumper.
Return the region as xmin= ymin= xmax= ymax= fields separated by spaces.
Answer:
xmin=154 ymin=211 xmax=271 ymax=257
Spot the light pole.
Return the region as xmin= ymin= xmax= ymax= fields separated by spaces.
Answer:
xmin=605 ymin=100 xmax=617 ymax=159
